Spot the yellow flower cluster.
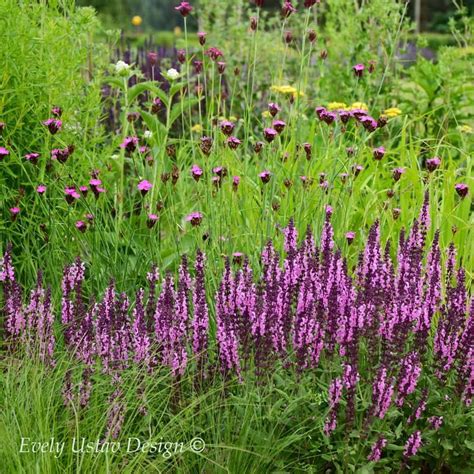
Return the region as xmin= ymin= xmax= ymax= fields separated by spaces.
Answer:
xmin=349 ymin=102 xmax=369 ymax=111
xmin=326 ymin=102 xmax=369 ymax=111
xmin=327 ymin=102 xmax=347 ymax=111
xmin=383 ymin=107 xmax=402 ymax=118
xmin=458 ymin=124 xmax=473 ymax=134
xmin=270 ymin=85 xmax=305 ymax=98
xmin=131 ymin=16 xmax=142 ymax=27
xmin=191 ymin=124 xmax=203 ymax=133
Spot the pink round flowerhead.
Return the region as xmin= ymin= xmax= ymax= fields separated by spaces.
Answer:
xmin=315 ymin=106 xmax=327 ymax=120
xmin=24 ymin=152 xmax=40 ymax=165
xmin=217 ymin=61 xmax=226 ymax=74
xmin=89 ymin=178 xmax=102 ymax=188
xmin=191 ymin=164 xmax=203 ymax=182
xmin=137 ymin=179 xmax=153 ymax=196
xmin=0 ymin=146 xmax=10 ymax=160
xmin=373 ymin=146 xmax=386 ymax=160
xmin=345 ymin=231 xmax=355 ymax=245
xmin=186 ymin=211 xmax=203 ymax=227
xmin=10 ymin=207 xmax=20 ymax=220
xmin=426 ymin=156 xmax=441 ymax=172
xmin=220 ymin=120 xmax=235 ymax=136
xmin=272 ymin=120 xmax=286 ymax=133
xmin=51 ymin=106 xmax=62 ymax=117
xmin=226 ymin=136 xmax=241 ymax=150
xmin=232 ymin=252 xmax=244 ymax=265
xmin=43 ymin=118 xmax=62 ymax=135
xmin=455 ymin=183 xmax=469 ymax=199
xmin=268 ymin=102 xmax=281 ymax=117
xmin=177 ymin=49 xmax=186 ymax=64
xmin=120 ymin=136 xmax=139 ymax=154
xmin=205 ymin=47 xmax=223 ymax=61
xmin=36 ymin=185 xmax=47 ymax=195
xmin=392 ymin=167 xmax=405 ymax=182
xmin=148 ymin=51 xmax=158 ymax=65
xmin=86 ymin=213 xmax=94 ymax=222
xmin=64 ymin=186 xmax=80 ymax=204
xmin=321 ymin=111 xmax=337 ymax=125
xmin=197 ymin=31 xmax=207 ymax=46
xmin=0 ymin=121 xmax=5 ymax=134
xmin=352 ymin=63 xmax=365 ymax=78
xmin=264 ymin=128 xmax=278 ymax=143
xmin=147 ymin=213 xmax=159 ymax=229
xmin=339 ymin=110 xmax=351 ymax=124
xmin=259 ymin=170 xmax=272 ymax=184
xmin=175 ymin=1 xmax=193 ymax=17
xmin=281 ymin=1 xmax=297 ymax=17
xmin=75 ymin=220 xmax=87 ymax=233
xmin=79 ymin=186 xmax=89 ymax=197
xmin=232 ymin=175 xmax=240 ymax=191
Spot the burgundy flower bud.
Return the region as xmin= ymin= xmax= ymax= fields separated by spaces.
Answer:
xmin=387 ymin=189 xmax=395 ymax=198
xmin=166 ymin=144 xmax=176 ymax=157
xmin=360 ymin=116 xmax=378 ymax=132
xmin=147 ymin=214 xmax=159 ymax=228
xmin=234 ymin=67 xmax=240 ymax=76
xmin=373 ymin=146 xmax=385 ymax=160
xmin=175 ymin=2 xmax=193 ymax=17
xmin=272 ymin=201 xmax=280 ymax=211
xmin=259 ymin=170 xmax=272 ymax=184
xmin=255 ymin=0 xmax=264 ymax=6
xmin=304 ymin=0 xmax=318 ymax=7
xmin=120 ymin=136 xmax=139 ymax=154
xmin=161 ymin=172 xmax=170 ymax=184
xmin=10 ymin=207 xmax=20 ymax=221
xmin=426 ymin=156 xmax=441 ymax=172
xmin=377 ymin=115 xmax=388 ymax=128
xmin=200 ymin=136 xmax=213 ymax=155
xmin=177 ymin=49 xmax=186 ymax=64
xmin=79 ymin=185 xmax=89 ymax=197
xmin=25 ymin=152 xmax=40 ymax=165
xmin=205 ymin=47 xmax=223 ymax=61
xmin=392 ymin=167 xmax=405 ymax=182
xmin=284 ymin=179 xmax=293 ymax=189
xmin=172 ymin=165 xmax=180 ymax=185
xmin=455 ymin=183 xmax=469 ymax=198
xmin=282 ymin=1 xmax=297 ymax=17
xmin=339 ymin=110 xmax=351 ymax=124
xmin=226 ymin=136 xmax=241 ymax=149
xmin=137 ymin=180 xmax=153 ymax=196
xmin=186 ymin=211 xmax=203 ymax=227
xmin=346 ymin=146 xmax=355 ymax=156
xmin=217 ymin=61 xmax=226 ymax=74
xmin=368 ymin=59 xmax=376 ymax=73
xmin=315 ymin=106 xmax=327 ymax=120
xmin=213 ymin=166 xmax=227 ymax=177
xmin=340 ymin=173 xmax=349 ymax=184
xmin=51 ymin=106 xmax=62 ymax=117
xmin=307 ymin=29 xmax=317 ymax=42
xmin=250 ymin=16 xmax=258 ymax=31
xmin=272 ymin=120 xmax=286 ymax=133
xmin=264 ymin=128 xmax=278 ymax=143
xmin=254 ymin=141 xmax=264 ymax=153
xmin=193 ymin=60 xmax=203 ymax=74
xmin=220 ymin=120 xmax=235 ymax=136
xmin=268 ymin=102 xmax=281 ymax=117
xmin=148 ymin=51 xmax=158 ymax=65
xmin=352 ymin=63 xmax=365 ymax=78
xmin=197 ymin=31 xmax=207 ymax=46
xmin=353 ymin=164 xmax=363 ymax=176
xmin=319 ymin=172 xmax=326 ymax=184
xmin=303 ymin=142 xmax=312 ymax=159
xmin=320 ymin=49 xmax=328 ymax=60
xmin=127 ymin=112 xmax=140 ymax=122
xmin=0 ymin=122 xmax=5 ymax=134
xmin=212 ymin=176 xmax=221 ymax=188
xmin=75 ymin=220 xmax=87 ymax=233
xmin=232 ymin=175 xmax=240 ymax=191
xmin=151 ymin=97 xmax=163 ymax=114
xmin=393 ymin=208 xmax=401 ymax=219
xmin=43 ymin=118 xmax=62 ymax=135
xmin=232 ymin=252 xmax=244 ymax=265
xmin=284 ymin=31 xmax=293 ymax=44
xmin=321 ymin=111 xmax=337 ymax=125
xmin=345 ymin=231 xmax=355 ymax=244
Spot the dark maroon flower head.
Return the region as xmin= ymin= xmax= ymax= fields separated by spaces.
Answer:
xmin=127 ymin=112 xmax=140 ymax=122
xmin=268 ymin=102 xmax=281 ymax=117
xmin=186 ymin=211 xmax=203 ymax=227
xmin=360 ymin=115 xmax=378 ymax=132
xmin=64 ymin=186 xmax=80 ymax=204
xmin=340 ymin=172 xmax=349 ymax=184
xmin=254 ymin=141 xmax=264 ymax=153
xmin=51 ymin=106 xmax=62 ymax=118
xmin=284 ymin=31 xmax=293 ymax=44
xmin=373 ymin=146 xmax=385 ymax=160
xmin=264 ymin=128 xmax=278 ymax=143
xmin=151 ymin=97 xmax=163 ymax=114
xmin=137 ymin=180 xmax=153 ymax=196
xmin=232 ymin=252 xmax=244 ymax=265
xmin=217 ymin=61 xmax=226 ymax=74
xmin=321 ymin=111 xmax=337 ymax=125
xmin=191 ymin=164 xmax=203 ymax=181
xmin=304 ymin=0 xmax=319 ymax=7
xmin=259 ymin=170 xmax=272 ymax=184
xmin=147 ymin=214 xmax=159 ymax=229
xmin=392 ymin=167 xmax=405 ymax=182
xmin=175 ymin=2 xmax=193 ymax=17
xmin=148 ymin=52 xmax=158 ymax=65
xmin=212 ymin=176 xmax=221 ymax=188
xmin=352 ymin=63 xmax=365 ymax=78
xmin=120 ymin=136 xmax=139 ymax=154
xmin=79 ymin=185 xmax=88 ymax=197
xmin=43 ymin=118 xmax=62 ymax=135
xmin=346 ymin=146 xmax=355 ymax=156
xmin=220 ymin=120 xmax=235 ymax=136
xmin=320 ymin=49 xmax=328 ymax=60
xmin=0 ymin=146 xmax=10 ymax=160
xmin=282 ymin=1 xmax=297 ymax=17
xmin=315 ymin=106 xmax=327 ymax=120
xmin=339 ymin=110 xmax=351 ymax=124
xmin=0 ymin=121 xmax=5 ymax=134
xmin=393 ymin=207 xmax=401 ymax=219
xmin=284 ymin=178 xmax=293 ymax=188
xmin=254 ymin=0 xmax=264 ymax=7
xmin=24 ymin=152 xmax=40 ymax=165
xmin=232 ymin=175 xmax=240 ymax=191
xmin=205 ymin=47 xmax=224 ymax=61
xmin=353 ymin=164 xmax=363 ymax=176
xmin=377 ymin=115 xmax=387 ymax=128
xmin=307 ymin=29 xmax=317 ymax=42
xmin=200 ymin=136 xmax=213 ymax=155
xmin=272 ymin=120 xmax=286 ymax=133
xmin=387 ymin=189 xmax=395 ymax=198
xmin=250 ymin=16 xmax=258 ymax=31
xmin=345 ymin=231 xmax=355 ymax=244
xmin=227 ymin=136 xmax=241 ymax=150
xmin=455 ymin=183 xmax=469 ymax=199
xmin=426 ymin=156 xmax=441 ymax=172
xmin=177 ymin=49 xmax=186 ymax=64
xmin=213 ymin=166 xmax=227 ymax=177
xmin=75 ymin=220 xmax=87 ymax=233
xmin=368 ymin=59 xmax=376 ymax=73
xmin=194 ymin=60 xmax=203 ymax=74
xmin=51 ymin=146 xmax=74 ymax=164
xmin=197 ymin=31 xmax=207 ymax=46
xmin=303 ymin=142 xmax=312 ymax=159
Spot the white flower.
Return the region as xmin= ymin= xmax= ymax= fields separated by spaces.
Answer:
xmin=143 ymin=130 xmax=153 ymax=139
xmin=166 ymin=68 xmax=180 ymax=81
xmin=115 ymin=60 xmax=131 ymax=76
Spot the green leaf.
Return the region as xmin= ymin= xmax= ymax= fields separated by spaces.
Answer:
xmin=140 ymin=110 xmax=167 ymax=140
xmin=464 ymin=440 xmax=474 ymax=451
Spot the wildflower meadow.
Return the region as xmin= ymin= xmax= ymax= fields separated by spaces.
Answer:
xmin=0 ymin=0 xmax=473 ymax=472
